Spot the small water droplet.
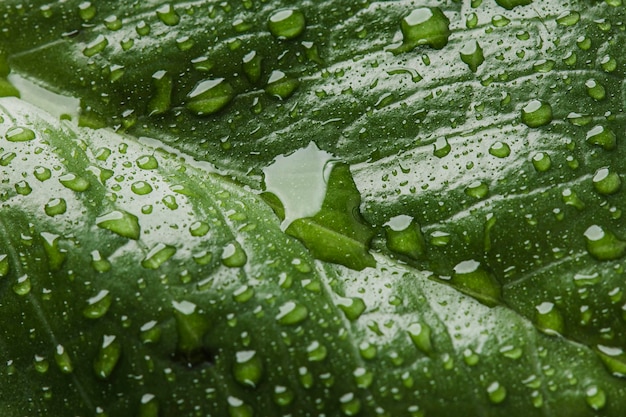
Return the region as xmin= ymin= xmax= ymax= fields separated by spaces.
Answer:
xmin=592 ymin=167 xmax=621 ymax=195
xmin=233 ymin=350 xmax=263 ymax=387
xmin=138 ymin=394 xmax=159 ymax=417
xmin=531 ymin=152 xmax=551 ymax=172
xmin=433 ymin=137 xmax=451 ymax=157
xmin=596 ymin=345 xmax=626 ymax=377
xmin=34 ymin=166 xmax=52 ymax=181
xmin=104 ymin=15 xmax=122 ymax=31
xmin=585 ymin=385 xmax=606 ymax=410
xmin=265 ymin=70 xmax=299 ymax=100
xmin=12 ymin=274 xmax=31 ymax=296
xmin=78 ymin=1 xmax=97 ymax=21
xmin=298 ymin=366 xmax=314 ymax=388
xmin=491 ymin=15 xmax=510 ymax=27
xmin=59 ymin=173 xmax=90 ymax=192
xmin=136 ymin=20 xmax=151 ymax=36
xmin=189 ymin=221 xmax=210 ymax=237
xmin=227 ymin=397 xmax=253 ymax=417
xmin=306 ymin=340 xmax=327 ymax=362
xmin=233 ymin=285 xmax=255 ymax=303
xmin=96 ymin=210 xmax=140 ymax=239
xmin=186 ymin=78 xmax=234 ymax=116
xmin=532 ymin=59 xmax=555 ymax=73
xmin=273 ymin=385 xmax=295 ymax=406
xmin=556 ymin=10 xmax=580 ymax=26
xmin=148 ymin=70 xmax=173 ymax=116
xmin=15 ymin=180 xmax=32 ymax=196
xmin=142 ymin=244 xmax=176 ymax=269
xmin=384 ymin=215 xmax=425 ymax=260
xmin=136 ymin=155 xmax=158 ymax=170
xmin=521 ymin=100 xmax=552 ymax=127
xmin=489 ymin=141 xmax=510 ymax=158
xmin=44 ymin=198 xmax=67 ymax=216
xmin=221 ymin=243 xmax=247 ymax=267
xmin=407 ymin=322 xmax=433 ymax=355
xmin=276 ymin=301 xmax=308 ymax=325
xmin=585 ymin=79 xmax=606 ymax=101
xmin=33 ymin=355 xmax=49 ymax=373
xmin=83 ymin=35 xmax=108 ymax=57
xmin=339 ymin=392 xmax=361 ymax=416
xmin=586 ymin=125 xmax=616 ymax=150
xmin=268 ymin=9 xmax=306 ymax=39
xmin=459 ymin=41 xmax=485 ymax=72
xmin=451 ymin=260 xmax=501 ymax=306
xmin=0 ymin=254 xmax=9 ymax=277
xmin=353 ymin=367 xmax=373 ymax=388
xmin=465 ymin=181 xmax=489 ymax=199
xmin=41 ymin=232 xmax=66 ymax=271
xmin=242 ymin=51 xmax=262 ymax=84
xmin=140 ymin=321 xmax=161 ymax=344
xmin=336 ymin=297 xmax=366 ymax=321
xmin=5 ymin=126 xmax=36 ymax=142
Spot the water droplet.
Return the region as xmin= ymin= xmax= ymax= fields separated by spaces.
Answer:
xmin=94 ymin=335 xmax=121 ymax=379
xmin=596 ymin=345 xmax=626 ymax=377
xmin=586 ymin=125 xmax=616 ymax=150
xmin=407 ymin=322 xmax=433 ymax=355
xmin=138 ymin=394 xmax=159 ymax=417
xmin=12 ymin=274 xmax=31 ymax=296
xmin=489 ymin=141 xmax=510 ymax=158
xmin=521 ymin=100 xmax=552 ymax=127
xmin=276 ymin=301 xmax=308 ymax=325
xmin=491 ymin=15 xmax=510 ymax=27
xmin=189 ymin=221 xmax=210 ymax=237
xmin=398 ymin=7 xmax=451 ymax=51
xmin=556 ymin=10 xmax=580 ymax=26
xmin=451 ymin=260 xmax=501 ymax=306
xmin=59 ymin=173 xmax=90 ymax=192
xmin=131 ymin=181 xmax=153 ymax=195
xmin=463 ymin=348 xmax=480 ymax=366
xmin=0 ymin=254 xmax=9 ymax=277
xmin=384 ymin=215 xmax=425 ymax=260
xmin=78 ymin=1 xmax=97 ymax=21
xmin=464 ymin=181 xmax=489 ymax=199
xmin=227 ymin=397 xmax=253 ymax=417
xmin=306 ymin=340 xmax=327 ymax=362
xmin=430 ymin=231 xmax=451 ymax=246
xmin=466 ymin=13 xmax=478 ymax=29
xmin=353 ymin=367 xmax=373 ymax=389
xmin=433 ymin=137 xmax=451 ymax=157
xmin=233 ymin=285 xmax=255 ymax=303
xmin=336 ymin=297 xmax=366 ymax=321
xmin=584 ymin=225 xmax=626 ymax=261
xmin=83 ymin=290 xmax=112 ymax=319
xmin=233 ymin=350 xmax=263 ymax=387
xmin=148 ymin=70 xmax=172 ymax=116
xmin=83 ymin=35 xmax=108 ymax=57
xmin=136 ymin=20 xmax=151 ymax=36
xmin=600 ymin=55 xmax=617 ymax=73
xmin=136 ymin=155 xmax=158 ymax=170
xmin=531 ymin=152 xmax=551 ymax=172
xmin=585 ymin=385 xmax=606 ymax=410
xmin=5 ymin=126 xmax=36 ymax=142
xmin=33 ymin=355 xmax=49 ymax=373
xmin=140 ymin=321 xmax=161 ymax=344
xmin=273 ymin=385 xmax=294 ymax=406
xmin=41 ymin=232 xmax=66 ymax=271
xmin=298 ymin=366 xmax=314 ymax=388
xmin=532 ymin=59 xmax=555 ymax=73
xmin=156 ymin=4 xmax=180 ymax=26
xmin=265 ymin=70 xmax=299 ymax=100
xmin=499 ymin=345 xmax=523 ymax=359
xmin=339 ymin=392 xmax=361 ymax=416
xmin=142 ymin=244 xmax=176 ymax=269
xmin=268 ymin=9 xmax=306 ymax=40
xmin=592 ymin=167 xmax=621 ymax=195
xmin=172 ymin=300 xmax=210 ymax=365
xmin=176 ymin=35 xmax=194 ymax=51
xmin=535 ymin=302 xmax=564 ymax=335
xmin=186 ymin=78 xmax=234 ymax=116
xmin=486 ymin=381 xmax=507 ymax=404
xmin=96 ymin=210 xmax=140 ymax=240
xmin=495 ymin=0 xmax=532 ymax=9
xmin=585 ymin=79 xmax=606 ymax=101
xmin=359 ymin=341 xmax=377 ymax=359
xmin=221 ymin=243 xmax=247 ymax=267
xmin=242 ymin=51 xmax=262 ymax=84
xmin=54 ymin=344 xmax=73 ymax=374
xmin=15 ymin=180 xmax=32 ymax=196
xmin=44 ymin=198 xmax=67 ymax=216
xmin=34 ymin=166 xmax=52 ymax=181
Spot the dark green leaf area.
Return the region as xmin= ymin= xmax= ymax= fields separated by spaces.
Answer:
xmin=286 ymin=163 xmax=376 ymax=271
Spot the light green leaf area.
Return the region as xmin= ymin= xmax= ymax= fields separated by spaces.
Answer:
xmin=0 ymin=0 xmax=626 ymax=415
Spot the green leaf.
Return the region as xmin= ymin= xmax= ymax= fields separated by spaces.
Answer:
xmin=0 ymin=0 xmax=626 ymax=415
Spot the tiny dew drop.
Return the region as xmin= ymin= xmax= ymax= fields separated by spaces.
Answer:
xmin=489 ymin=141 xmax=510 ymax=158
xmin=59 ymin=173 xmax=90 ymax=192
xmin=584 ymin=225 xmax=626 ymax=261
xmin=265 ymin=70 xmax=299 ymax=100
xmin=486 ymin=381 xmax=507 ymax=404
xmin=585 ymin=385 xmax=607 ymax=410
xmin=54 ymin=344 xmax=73 ymax=374
xmin=521 ymin=100 xmax=552 ymax=127
xmin=339 ymin=392 xmax=361 ymax=416
xmin=12 ymin=274 xmax=31 ymax=296
xmin=156 ymin=4 xmax=180 ymax=26
xmin=83 ymin=290 xmax=112 ymax=319
xmin=5 ymin=126 xmax=36 ymax=142
xmin=460 ymin=40 xmax=484 ymax=72
xmin=592 ymin=167 xmax=621 ymax=195
xmin=532 ymin=152 xmax=551 ymax=172
xmin=186 ymin=78 xmax=235 ymax=116
xmin=268 ymin=9 xmax=306 ymax=40
xmin=136 ymin=155 xmax=159 ymax=170
xmin=233 ymin=350 xmax=263 ymax=387
xmin=535 ymin=302 xmax=564 ymax=335
xmin=221 ymin=243 xmax=247 ymax=267
xmin=273 ymin=385 xmax=295 ymax=406
xmin=276 ymin=301 xmax=308 ymax=325
xmin=407 ymin=322 xmax=433 ymax=355
xmin=398 ymin=7 xmax=451 ymax=51
xmin=142 ymin=244 xmax=177 ymax=269
xmin=93 ymin=335 xmax=121 ymax=379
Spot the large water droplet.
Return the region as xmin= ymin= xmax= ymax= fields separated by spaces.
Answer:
xmin=227 ymin=397 xmax=253 ymax=417
xmin=486 ymin=381 xmax=507 ymax=404
xmin=54 ymin=344 xmax=73 ymax=374
xmin=521 ymin=100 xmax=552 ymax=127
xmin=273 ymin=385 xmax=295 ymax=406
xmin=93 ymin=335 xmax=121 ymax=379
xmin=156 ymin=4 xmax=180 ymax=26
xmin=495 ymin=0 xmax=532 ymax=9
xmin=172 ymin=300 xmax=211 ymax=365
xmin=221 ymin=243 xmax=247 ymax=268
xmin=148 ymin=70 xmax=172 ymax=116
xmin=407 ymin=322 xmax=433 ymax=355
xmin=460 ymin=40 xmax=484 ymax=72
xmin=265 ymin=70 xmax=299 ymax=100
xmin=596 ymin=345 xmax=626 ymax=378
xmin=451 ymin=260 xmax=501 ymax=306
xmin=535 ymin=302 xmax=564 ymax=335
xmin=142 ymin=244 xmax=176 ymax=269
xmin=83 ymin=290 xmax=112 ymax=319
xmin=592 ymin=167 xmax=621 ymax=195
xmin=233 ymin=350 xmax=263 ymax=387
xmin=384 ymin=215 xmax=425 ymax=260
xmin=12 ymin=274 xmax=31 ymax=296
xmin=398 ymin=7 xmax=451 ymax=51
xmin=186 ymin=78 xmax=234 ymax=116
xmin=5 ymin=126 xmax=36 ymax=142
xmin=83 ymin=35 xmax=108 ymax=57
xmin=339 ymin=392 xmax=361 ymax=416
xmin=96 ymin=210 xmax=140 ymax=239
xmin=584 ymin=225 xmax=626 ymax=261
xmin=556 ymin=10 xmax=580 ymax=26
xmin=336 ymin=297 xmax=366 ymax=321
xmin=44 ymin=198 xmax=67 ymax=216
xmin=276 ymin=301 xmax=308 ymax=325
xmin=242 ymin=51 xmax=262 ymax=84
xmin=585 ymin=385 xmax=606 ymax=410
xmin=268 ymin=9 xmax=306 ymax=39
xmin=138 ymin=394 xmax=159 ymax=417
xmin=40 ymin=232 xmax=66 ymax=271
xmin=586 ymin=125 xmax=616 ymax=150
xmin=59 ymin=173 xmax=90 ymax=192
